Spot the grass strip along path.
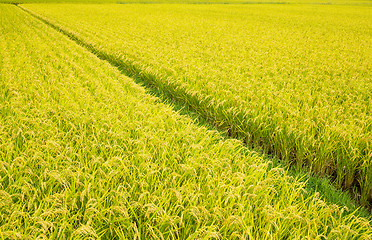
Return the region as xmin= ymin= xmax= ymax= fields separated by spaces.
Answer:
xmin=0 ymin=3 xmax=371 ymax=239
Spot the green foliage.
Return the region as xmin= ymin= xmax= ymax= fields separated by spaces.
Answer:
xmin=22 ymin=3 xmax=372 ymax=203
xmin=0 ymin=4 xmax=371 ymax=239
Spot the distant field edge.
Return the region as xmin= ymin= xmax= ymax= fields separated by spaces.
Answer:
xmin=116 ymin=1 xmax=372 ymax=5
xmin=116 ymin=1 xmax=291 ymax=4
xmin=0 ymin=1 xmax=370 ymax=5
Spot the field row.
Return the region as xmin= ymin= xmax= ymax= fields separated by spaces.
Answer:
xmin=1 ymin=4 xmax=371 ymax=238
xmin=22 ymin=3 xmax=372 ymax=202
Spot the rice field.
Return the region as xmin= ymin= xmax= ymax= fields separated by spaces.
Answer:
xmin=1 ymin=0 xmax=371 ymax=4
xmin=1 ymin=1 xmax=371 ymax=239
xmin=21 ymin=3 xmax=372 ymax=203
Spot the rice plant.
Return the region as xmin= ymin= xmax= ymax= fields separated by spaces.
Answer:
xmin=21 ymin=3 xmax=372 ymax=203
xmin=0 ymin=4 xmax=371 ymax=239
